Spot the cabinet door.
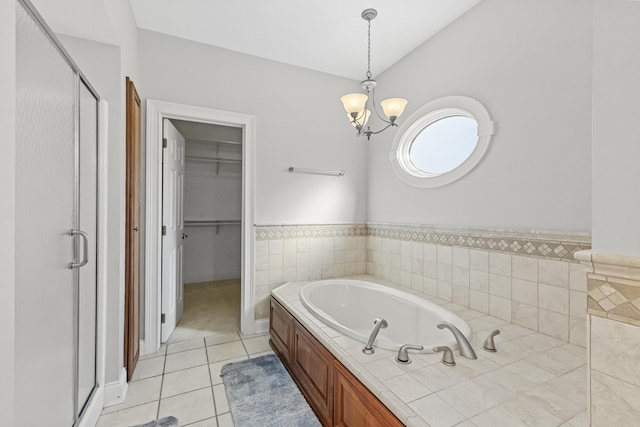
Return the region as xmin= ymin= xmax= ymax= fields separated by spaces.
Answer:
xmin=292 ymin=322 xmax=334 ymax=426
xmin=269 ymin=298 xmax=293 ymax=363
xmin=334 ymin=362 xmax=403 ymax=427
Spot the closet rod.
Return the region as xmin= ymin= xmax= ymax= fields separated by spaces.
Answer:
xmin=288 ymin=167 xmax=346 ymax=177
xmin=189 ymin=138 xmax=242 ymax=146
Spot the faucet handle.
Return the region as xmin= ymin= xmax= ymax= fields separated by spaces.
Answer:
xmin=433 ymin=346 xmax=456 ymax=366
xmin=482 ymin=330 xmax=501 ymax=352
xmin=395 ymin=344 xmax=424 ymax=364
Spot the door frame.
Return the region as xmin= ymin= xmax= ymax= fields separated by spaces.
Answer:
xmin=143 ymin=99 xmax=256 ymax=355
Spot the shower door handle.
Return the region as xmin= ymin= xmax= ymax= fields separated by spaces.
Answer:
xmin=68 ymin=229 xmax=89 ymax=269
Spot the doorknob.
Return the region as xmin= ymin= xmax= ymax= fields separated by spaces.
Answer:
xmin=182 ymin=233 xmax=188 ymax=239
xmin=133 ymin=226 xmax=139 ymax=231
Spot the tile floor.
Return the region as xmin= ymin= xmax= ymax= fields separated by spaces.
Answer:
xmin=97 ymin=332 xmax=273 ymax=427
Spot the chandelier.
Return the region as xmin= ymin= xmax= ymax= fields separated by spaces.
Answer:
xmin=341 ymin=8 xmax=408 ymax=140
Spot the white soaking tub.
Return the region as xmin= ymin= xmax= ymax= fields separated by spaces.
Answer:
xmin=300 ymin=279 xmax=472 ymax=353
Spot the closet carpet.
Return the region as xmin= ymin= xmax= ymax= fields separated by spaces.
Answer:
xmin=167 ymin=279 xmax=241 ymax=344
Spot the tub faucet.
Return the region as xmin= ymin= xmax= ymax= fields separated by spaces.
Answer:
xmin=436 ymin=322 xmax=477 ymax=359
xmin=396 ymin=344 xmax=424 ymax=364
xmin=362 ymin=317 xmax=388 ymax=354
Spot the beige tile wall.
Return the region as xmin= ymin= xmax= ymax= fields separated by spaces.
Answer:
xmin=574 ymin=250 xmax=640 ymax=426
xmin=254 ymin=228 xmax=367 ymax=319
xmin=366 ymin=229 xmax=590 ymax=347
xmin=253 ymin=223 xmax=590 ymax=350
xmin=590 ymin=316 xmax=640 ymax=425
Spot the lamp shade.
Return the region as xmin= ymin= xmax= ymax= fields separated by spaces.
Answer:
xmin=341 ymin=93 xmax=368 ymax=114
xmin=348 ymin=109 xmax=371 ymax=128
xmin=380 ymin=98 xmax=408 ymax=119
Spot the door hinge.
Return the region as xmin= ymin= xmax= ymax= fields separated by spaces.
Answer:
xmin=162 ymin=138 xmax=167 ymax=149
xmin=162 ymin=225 xmax=167 ymax=236
xmin=161 ymin=313 xmax=166 ymax=324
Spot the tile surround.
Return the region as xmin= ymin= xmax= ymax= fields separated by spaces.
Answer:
xmin=272 ymin=278 xmax=588 ymax=427
xmin=254 ymin=223 xmax=591 ymax=348
xmin=575 ymin=250 xmax=640 ymax=426
xmin=363 ymin=224 xmax=589 ymax=346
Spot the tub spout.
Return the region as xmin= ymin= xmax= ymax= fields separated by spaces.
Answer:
xmin=437 ymin=322 xmax=477 ymax=359
xmin=362 ymin=317 xmax=388 ymax=355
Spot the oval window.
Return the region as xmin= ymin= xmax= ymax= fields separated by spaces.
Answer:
xmin=409 ymin=116 xmax=478 ymax=174
xmin=390 ymin=96 xmax=494 ymax=188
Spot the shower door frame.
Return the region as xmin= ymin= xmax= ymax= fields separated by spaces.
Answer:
xmin=16 ymin=1 xmax=108 ymax=426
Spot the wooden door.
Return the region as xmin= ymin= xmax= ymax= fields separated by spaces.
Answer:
xmin=161 ymin=119 xmax=186 ymax=342
xmin=125 ymin=76 xmax=141 ymax=381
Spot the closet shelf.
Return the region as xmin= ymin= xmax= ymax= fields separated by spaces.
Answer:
xmin=184 ymin=219 xmax=241 ymax=234
xmin=186 ymin=155 xmax=242 ymax=164
xmin=184 ymin=219 xmax=241 ymax=226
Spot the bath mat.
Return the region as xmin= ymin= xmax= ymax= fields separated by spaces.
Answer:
xmin=221 ymin=354 xmax=321 ymax=427
xmin=130 ymin=416 xmax=178 ymax=427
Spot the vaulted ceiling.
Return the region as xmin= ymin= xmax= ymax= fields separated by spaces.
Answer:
xmin=31 ymin=0 xmax=482 ymax=80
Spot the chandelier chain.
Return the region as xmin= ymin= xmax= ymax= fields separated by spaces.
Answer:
xmin=366 ymin=17 xmax=372 ymax=79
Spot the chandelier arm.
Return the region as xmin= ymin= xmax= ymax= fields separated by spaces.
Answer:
xmin=366 ymin=122 xmax=397 ymax=136
xmin=369 ymin=89 xmax=392 ymax=124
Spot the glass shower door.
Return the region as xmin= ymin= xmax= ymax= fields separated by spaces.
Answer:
xmin=15 ymin=1 xmax=77 ymax=425
xmin=15 ymin=1 xmax=100 ymax=425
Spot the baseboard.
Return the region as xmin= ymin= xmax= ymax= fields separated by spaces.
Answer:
xmin=254 ymin=318 xmax=270 ymax=334
xmin=184 ymin=272 xmax=241 ymax=284
xmin=78 ymin=386 xmax=103 ymax=427
xmin=103 ymin=367 xmax=128 ymax=407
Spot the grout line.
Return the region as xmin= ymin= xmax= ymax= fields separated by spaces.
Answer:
xmin=181 ymin=417 xmax=217 ymax=427
xmin=162 ymin=385 xmax=213 ymax=401
xmin=156 ymin=350 xmax=168 ymax=419
xmin=101 ymin=399 xmax=161 ymax=416
xmin=204 ymin=336 xmax=219 ymax=419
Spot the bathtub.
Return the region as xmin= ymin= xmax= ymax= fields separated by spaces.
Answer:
xmin=300 ymin=279 xmax=472 ymax=353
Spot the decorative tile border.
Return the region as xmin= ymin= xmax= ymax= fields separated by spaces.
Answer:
xmin=576 ymin=250 xmax=640 ymax=326
xmin=255 ymin=223 xmax=368 ymax=240
xmin=255 ymin=222 xmax=591 ymax=262
xmin=368 ymin=223 xmax=590 ymax=262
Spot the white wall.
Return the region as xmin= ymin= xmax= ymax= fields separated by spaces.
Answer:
xmin=592 ymin=0 xmax=640 ymax=255
xmin=0 ymin=1 xmax=16 ymax=425
xmin=368 ymin=0 xmax=592 ymax=233
xmin=138 ymin=29 xmax=368 ymax=225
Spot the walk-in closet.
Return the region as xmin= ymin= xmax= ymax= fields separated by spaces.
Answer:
xmin=162 ymin=119 xmax=243 ymax=343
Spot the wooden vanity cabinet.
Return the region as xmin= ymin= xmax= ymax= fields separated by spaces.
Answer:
xmin=269 ymin=297 xmax=404 ymax=427
xmin=334 ymin=362 xmax=403 ymax=427
xmin=291 ymin=321 xmax=334 ymax=426
xmin=269 ymin=298 xmax=293 ymax=364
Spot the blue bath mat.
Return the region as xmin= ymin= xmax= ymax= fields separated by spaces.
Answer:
xmin=131 ymin=416 xmax=178 ymax=427
xmin=221 ymin=354 xmax=321 ymax=427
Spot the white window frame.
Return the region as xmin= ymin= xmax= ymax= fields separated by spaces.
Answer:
xmin=389 ymin=95 xmax=495 ymax=188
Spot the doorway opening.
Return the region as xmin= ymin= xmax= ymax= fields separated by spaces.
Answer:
xmin=144 ymin=100 xmax=256 ymax=356
xmin=162 ymin=119 xmax=243 ymax=344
